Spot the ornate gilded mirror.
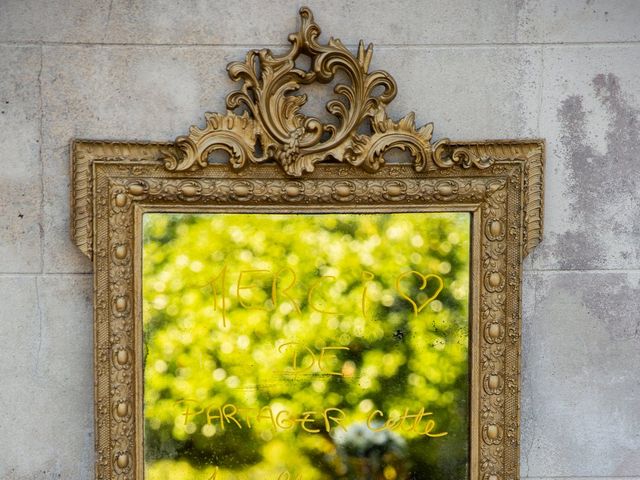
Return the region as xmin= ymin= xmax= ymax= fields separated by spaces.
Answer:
xmin=72 ymin=8 xmax=544 ymax=480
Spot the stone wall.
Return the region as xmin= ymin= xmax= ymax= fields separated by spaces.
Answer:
xmin=1 ymin=1 xmax=639 ymax=478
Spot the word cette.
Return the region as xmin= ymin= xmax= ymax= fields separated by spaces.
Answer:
xmin=177 ymin=400 xmax=448 ymax=437
xmin=205 ymin=265 xmax=444 ymax=326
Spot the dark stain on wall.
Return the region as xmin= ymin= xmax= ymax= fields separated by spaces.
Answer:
xmin=555 ymin=73 xmax=640 ymax=269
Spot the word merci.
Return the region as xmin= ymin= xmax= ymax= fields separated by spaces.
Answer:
xmin=177 ymin=400 xmax=448 ymax=438
xmin=206 ymin=265 xmax=444 ymax=326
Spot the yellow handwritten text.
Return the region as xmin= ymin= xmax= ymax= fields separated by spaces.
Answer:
xmin=204 ymin=265 xmax=445 ymax=327
xmin=207 ymin=468 xmax=302 ymax=480
xmin=176 ymin=400 xmax=447 ymax=438
xmin=278 ymin=342 xmax=350 ymax=376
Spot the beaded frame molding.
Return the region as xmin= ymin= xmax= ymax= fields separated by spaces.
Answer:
xmin=71 ymin=7 xmax=544 ymax=480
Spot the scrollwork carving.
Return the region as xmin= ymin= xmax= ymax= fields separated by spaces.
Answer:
xmin=162 ymin=8 xmax=490 ymax=177
xmin=433 ymin=142 xmax=495 ymax=170
xmin=165 ymin=112 xmax=258 ymax=171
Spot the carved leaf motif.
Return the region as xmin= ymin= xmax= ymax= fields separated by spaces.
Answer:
xmin=164 ymin=112 xmax=258 ymax=171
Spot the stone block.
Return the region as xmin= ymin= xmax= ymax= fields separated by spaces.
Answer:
xmin=0 ymin=275 xmax=94 ymax=478
xmin=517 ymin=0 xmax=640 ymax=44
xmin=373 ymin=46 xmax=541 ymax=140
xmin=531 ymin=45 xmax=640 ymax=270
xmin=0 ymin=46 xmax=42 ymax=273
xmin=520 ymin=271 xmax=640 ymax=477
xmin=0 ymin=0 xmax=520 ymax=46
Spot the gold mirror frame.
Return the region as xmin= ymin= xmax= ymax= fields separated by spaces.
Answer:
xmin=71 ymin=8 xmax=544 ymax=480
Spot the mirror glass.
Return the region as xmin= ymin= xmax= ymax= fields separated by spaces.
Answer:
xmin=143 ymin=212 xmax=471 ymax=480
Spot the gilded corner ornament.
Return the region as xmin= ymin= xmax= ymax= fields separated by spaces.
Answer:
xmin=163 ymin=8 xmax=487 ymax=177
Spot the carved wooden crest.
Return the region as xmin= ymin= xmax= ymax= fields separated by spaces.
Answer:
xmin=163 ymin=7 xmax=490 ymax=177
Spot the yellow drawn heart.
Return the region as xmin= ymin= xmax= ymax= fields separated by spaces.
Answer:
xmin=396 ymin=271 xmax=444 ymax=316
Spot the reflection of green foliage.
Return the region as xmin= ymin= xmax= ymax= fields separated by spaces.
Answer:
xmin=143 ymin=213 xmax=470 ymax=480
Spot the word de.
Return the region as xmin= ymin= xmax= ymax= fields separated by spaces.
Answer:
xmin=277 ymin=341 xmax=350 ymax=376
